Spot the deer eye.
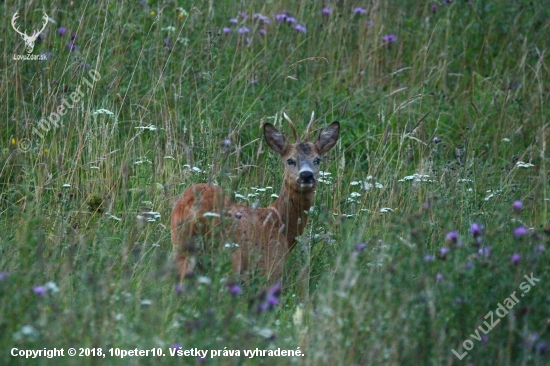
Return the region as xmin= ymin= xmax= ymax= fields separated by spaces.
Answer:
xmin=286 ymin=159 xmax=296 ymax=166
xmin=313 ymin=158 xmax=321 ymax=165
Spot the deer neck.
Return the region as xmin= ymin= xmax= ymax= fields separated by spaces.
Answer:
xmin=271 ymin=182 xmax=315 ymax=250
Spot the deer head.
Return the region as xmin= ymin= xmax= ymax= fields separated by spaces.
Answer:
xmin=264 ymin=112 xmax=340 ymax=193
xmin=11 ymin=11 xmax=49 ymax=54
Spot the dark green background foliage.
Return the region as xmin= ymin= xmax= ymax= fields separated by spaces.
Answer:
xmin=1 ymin=0 xmax=550 ymax=365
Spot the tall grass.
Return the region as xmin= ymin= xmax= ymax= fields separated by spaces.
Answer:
xmin=1 ymin=0 xmax=549 ymax=365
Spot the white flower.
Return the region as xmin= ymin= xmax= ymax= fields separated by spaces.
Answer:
xmin=140 ymin=299 xmax=152 ymax=306
xmin=135 ymin=125 xmax=157 ymax=131
xmin=45 ymin=281 xmax=59 ymax=293
xmin=197 ymin=276 xmax=211 ymax=285
xmin=93 ymin=108 xmax=114 ymax=115
xmin=134 ymin=158 xmax=152 ymax=165
xmin=516 ymin=161 xmax=534 ymax=168
xmin=398 ymin=173 xmax=433 ymax=183
xmin=484 ymin=190 xmax=500 ymax=201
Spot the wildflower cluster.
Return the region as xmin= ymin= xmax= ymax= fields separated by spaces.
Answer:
xmin=422 ymin=200 xmax=546 ymax=282
xmin=220 ymin=7 xmax=397 ymax=43
xmin=222 ymin=10 xmax=306 ymax=42
xmin=257 ymin=283 xmax=282 ymax=312
xmin=57 ymin=26 xmax=78 ymax=52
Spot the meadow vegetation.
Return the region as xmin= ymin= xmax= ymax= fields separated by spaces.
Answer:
xmin=1 ymin=0 xmax=550 ymax=365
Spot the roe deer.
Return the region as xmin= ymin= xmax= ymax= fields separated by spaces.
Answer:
xmin=170 ymin=113 xmax=340 ymax=283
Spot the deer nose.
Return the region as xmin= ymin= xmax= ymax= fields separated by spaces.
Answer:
xmin=299 ymin=170 xmax=315 ymax=183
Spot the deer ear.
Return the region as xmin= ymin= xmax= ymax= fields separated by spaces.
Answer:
xmin=315 ymin=121 xmax=340 ymax=154
xmin=264 ymin=123 xmax=290 ymax=156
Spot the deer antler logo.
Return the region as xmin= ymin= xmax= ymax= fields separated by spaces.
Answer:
xmin=11 ymin=11 xmax=49 ymax=54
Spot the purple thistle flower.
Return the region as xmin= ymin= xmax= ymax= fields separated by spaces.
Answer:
xmin=365 ymin=20 xmax=374 ymax=27
xmin=259 ymin=28 xmax=266 ymax=36
xmin=439 ymin=247 xmax=450 ymax=258
xmin=174 ymin=284 xmax=184 ymax=294
xmin=163 ymin=38 xmax=172 ymax=49
xmin=382 ymin=34 xmax=397 ymax=43
xmin=239 ymin=12 xmax=248 ymax=19
xmin=71 ymin=33 xmax=77 ymax=41
xmin=267 ymin=295 xmax=279 ymax=306
xmin=513 ymin=226 xmax=529 ymax=237
xmin=431 ymin=5 xmax=438 ymax=13
xmin=445 ymin=231 xmax=459 ymax=243
xmin=355 ymin=242 xmax=367 ymax=253
xmin=322 ymin=7 xmax=331 ymax=15
xmin=254 ymin=14 xmax=270 ymax=24
xmin=526 ymin=333 xmax=540 ymax=351
xmin=424 ymin=254 xmax=435 ymax=262
xmin=235 ymin=212 xmax=242 ymax=219
xmin=67 ymin=42 xmax=76 ymax=52
xmin=464 ymin=261 xmax=473 ymax=269
xmin=222 ymin=27 xmax=231 ymax=33
xmin=58 ymin=27 xmax=67 ymax=36
xmin=535 ymin=244 xmax=545 ymax=254
xmin=512 ymin=200 xmax=523 ymax=213
xmin=238 ymin=27 xmax=250 ymax=34
xmin=470 ymin=223 xmax=484 ymax=238
xmin=0 ymin=272 xmax=8 ymax=281
xmin=33 ymin=286 xmax=47 ymax=296
xmin=268 ymin=283 xmax=282 ymax=297
xmin=170 ymin=343 xmax=182 ymax=350
xmin=537 ymin=342 xmax=548 ymax=354
xmin=258 ymin=283 xmax=282 ymax=312
xmin=433 ymin=137 xmax=442 ymax=143
xmin=227 ymin=283 xmax=242 ymax=295
xmin=478 ymin=246 xmax=491 ymax=257
xmin=275 ymin=13 xmax=287 ymax=22
xmin=511 ymin=253 xmax=521 ymax=264
xmin=481 ymin=334 xmax=489 ymax=343
xmin=258 ymin=302 xmax=269 ymax=312
xmin=294 ymin=24 xmax=307 ymax=33
xmin=285 ymin=17 xmax=296 ymax=24
xmin=229 ymin=18 xmax=238 ymax=24
xmin=353 ymin=7 xmax=367 ymax=14
xmin=435 ymin=273 xmax=443 ymax=282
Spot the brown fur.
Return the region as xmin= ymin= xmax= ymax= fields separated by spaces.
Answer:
xmin=171 ymin=120 xmax=340 ymax=283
